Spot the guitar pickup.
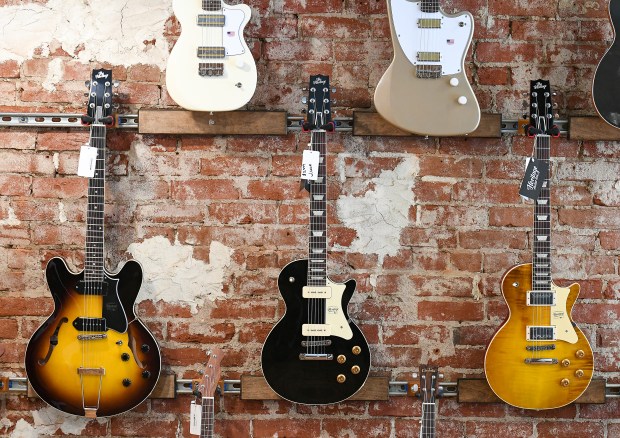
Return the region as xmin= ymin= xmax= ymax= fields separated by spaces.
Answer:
xmin=302 ymin=286 xmax=331 ymax=298
xmin=417 ymin=18 xmax=441 ymax=28
xmin=197 ymin=46 xmax=226 ymax=59
xmin=299 ymin=353 xmax=333 ymax=361
xmin=73 ymin=317 xmax=107 ymax=332
xmin=197 ymin=14 xmax=225 ymax=27
xmin=527 ymin=291 xmax=555 ymax=306
xmin=526 ymin=344 xmax=556 ymax=351
xmin=75 ymin=279 xmax=109 ymax=296
xmin=526 ymin=326 xmax=555 ymax=341
xmin=417 ymin=52 xmax=441 ymax=62
xmin=302 ymin=324 xmax=330 ymax=336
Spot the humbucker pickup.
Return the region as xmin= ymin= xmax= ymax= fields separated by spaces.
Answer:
xmin=527 ymin=291 xmax=555 ymax=306
xmin=197 ymin=47 xmax=226 ymax=59
xmin=197 ymin=14 xmax=225 ymax=27
xmin=526 ymin=344 xmax=556 ymax=351
xmin=302 ymin=286 xmax=332 ymax=298
xmin=417 ymin=52 xmax=441 ymax=62
xmin=73 ymin=317 xmax=107 ymax=332
xmin=302 ymin=324 xmax=330 ymax=336
xmin=417 ymin=18 xmax=441 ymax=28
xmin=526 ymin=326 xmax=555 ymax=341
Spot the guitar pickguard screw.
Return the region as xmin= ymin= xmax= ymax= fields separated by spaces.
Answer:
xmin=512 ymin=282 xmax=519 ymax=287
xmin=289 ymin=277 xmax=295 ymax=283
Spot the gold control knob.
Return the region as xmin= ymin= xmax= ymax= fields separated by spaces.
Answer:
xmin=337 ymin=355 xmax=346 ymax=364
xmin=576 ymin=350 xmax=585 ymax=358
xmin=576 ymin=369 xmax=584 ymax=378
xmin=351 ymin=365 xmax=360 ymax=375
xmin=352 ymin=346 xmax=361 ymax=355
xmin=337 ymin=374 xmax=346 ymax=383
xmin=560 ymin=378 xmax=570 ymax=387
xmin=561 ymin=359 xmax=570 ymax=367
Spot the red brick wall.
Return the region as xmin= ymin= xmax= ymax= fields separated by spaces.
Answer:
xmin=1 ymin=0 xmax=619 ymax=436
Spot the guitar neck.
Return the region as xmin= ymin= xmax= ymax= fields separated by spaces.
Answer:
xmin=307 ymin=130 xmax=327 ymax=286
xmin=84 ymin=123 xmax=107 ymax=282
xmin=420 ymin=0 xmax=440 ymax=13
xmin=420 ymin=402 xmax=436 ymax=438
xmin=200 ymin=397 xmax=215 ymax=438
xmin=532 ymin=134 xmax=551 ymax=289
xmin=202 ymin=0 xmax=222 ymax=11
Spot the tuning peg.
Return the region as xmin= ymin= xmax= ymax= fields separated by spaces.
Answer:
xmin=331 ymin=87 xmax=336 ymax=93
xmin=302 ymin=87 xmax=308 ymax=91
xmin=412 ymin=383 xmax=419 ymax=393
xmin=301 ymin=97 xmax=307 ymax=104
xmin=113 ymin=81 xmax=120 ymax=88
xmin=85 ymin=80 xmax=91 ymax=88
xmin=439 ymin=373 xmax=444 ymax=379
xmin=301 ymin=109 xmax=306 ymax=113
xmin=412 ymin=372 xmax=418 ymax=378
xmin=554 ymin=113 xmax=559 ymax=118
xmin=84 ymin=93 xmax=89 ymax=97
xmin=113 ymin=103 xmax=120 ymax=109
xmin=332 ymin=100 xmax=337 ymax=105
xmin=113 ymin=92 xmax=119 ymax=97
xmin=552 ymin=92 xmax=557 ymax=96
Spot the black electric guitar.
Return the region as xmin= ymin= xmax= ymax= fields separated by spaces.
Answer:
xmin=24 ymin=69 xmax=161 ymax=417
xmin=190 ymin=348 xmax=223 ymax=438
xmin=416 ymin=366 xmax=440 ymax=438
xmin=261 ymin=75 xmax=371 ymax=404
xmin=593 ymin=0 xmax=620 ymax=128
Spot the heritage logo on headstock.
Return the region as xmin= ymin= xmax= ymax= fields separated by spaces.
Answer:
xmin=95 ymin=71 xmax=109 ymax=79
xmin=526 ymin=165 xmax=540 ymax=191
xmin=533 ymin=81 xmax=547 ymax=90
xmin=313 ymin=77 xmax=326 ymax=85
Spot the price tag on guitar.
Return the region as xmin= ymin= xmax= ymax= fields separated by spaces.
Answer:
xmin=300 ymin=149 xmax=320 ymax=180
xmin=77 ymin=145 xmax=98 ymax=178
xmin=519 ymin=156 xmax=548 ymax=200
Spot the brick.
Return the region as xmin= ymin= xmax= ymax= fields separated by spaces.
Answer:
xmin=0 ymin=131 xmax=36 ymax=150
xmin=167 ymin=321 xmax=235 ymax=343
xmin=300 ymin=17 xmax=370 ymax=39
xmin=201 ymin=156 xmax=269 ymax=177
xmin=264 ymin=39 xmax=332 ymax=62
xmin=459 ymin=230 xmax=526 ymax=249
xmin=418 ymin=300 xmax=484 ymax=321
xmin=0 ymin=174 xmax=31 ymax=196
xmin=0 ymin=60 xmax=19 ymax=78
xmin=208 ymin=202 xmax=277 ymax=224
xmin=253 ymin=419 xmax=321 ymax=438
xmin=110 ymin=417 xmax=179 ymax=437
xmin=171 ymin=179 xmax=239 ymax=201
xmin=322 ymin=418 xmax=392 ymax=437
xmin=537 ymin=421 xmax=604 ymax=438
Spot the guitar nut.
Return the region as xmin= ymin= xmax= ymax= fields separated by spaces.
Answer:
xmin=337 ymin=374 xmax=346 ymax=383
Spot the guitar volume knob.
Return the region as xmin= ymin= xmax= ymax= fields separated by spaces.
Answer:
xmin=561 ymin=359 xmax=570 ymax=367
xmin=122 ymin=378 xmax=132 ymax=387
xmin=575 ymin=369 xmax=584 ymax=378
xmin=575 ymin=350 xmax=585 ymax=358
xmin=458 ymin=96 xmax=468 ymax=105
xmin=560 ymin=378 xmax=569 ymax=387
xmin=337 ymin=374 xmax=346 ymax=383
xmin=121 ymin=353 xmax=130 ymax=361
xmin=352 ymin=346 xmax=361 ymax=355
xmin=351 ymin=365 xmax=360 ymax=375
xmin=141 ymin=344 xmax=150 ymax=353
xmin=337 ymin=355 xmax=346 ymax=364
xmin=449 ymin=77 xmax=459 ymax=87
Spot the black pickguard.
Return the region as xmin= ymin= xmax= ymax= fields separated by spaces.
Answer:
xmin=593 ymin=0 xmax=620 ymax=128
xmin=261 ymin=259 xmax=371 ymax=404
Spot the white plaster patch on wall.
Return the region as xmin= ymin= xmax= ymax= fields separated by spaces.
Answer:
xmin=336 ymin=156 xmax=419 ymax=262
xmin=57 ymin=201 xmax=67 ymax=223
xmin=0 ymin=204 xmax=20 ymax=226
xmin=591 ymin=180 xmax=620 ymax=206
xmin=127 ymin=236 xmax=233 ymax=313
xmin=10 ymin=406 xmax=104 ymax=437
xmin=0 ymin=0 xmax=171 ymax=67
xmin=42 ymin=58 xmax=63 ymax=92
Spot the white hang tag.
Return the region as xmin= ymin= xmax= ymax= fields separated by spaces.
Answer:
xmin=300 ymin=149 xmax=320 ymax=181
xmin=77 ymin=145 xmax=98 ymax=178
xmin=189 ymin=401 xmax=201 ymax=435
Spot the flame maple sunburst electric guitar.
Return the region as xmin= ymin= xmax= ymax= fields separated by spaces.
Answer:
xmin=484 ymin=80 xmax=594 ymax=410
xmin=166 ymin=0 xmax=257 ymax=111
xmin=190 ymin=348 xmax=223 ymax=438
xmin=593 ymin=0 xmax=620 ymax=128
xmin=24 ymin=69 xmax=161 ymax=418
xmin=374 ymin=0 xmax=480 ymax=136
xmin=261 ymin=75 xmax=371 ymax=405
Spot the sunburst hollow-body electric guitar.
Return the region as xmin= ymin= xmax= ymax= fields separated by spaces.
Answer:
xmin=261 ymin=75 xmax=371 ymax=405
xmin=484 ymin=80 xmax=594 ymax=410
xmin=374 ymin=0 xmax=480 ymax=136
xmin=166 ymin=0 xmax=257 ymax=111
xmin=24 ymin=69 xmax=161 ymax=418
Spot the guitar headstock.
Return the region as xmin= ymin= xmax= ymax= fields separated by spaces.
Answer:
xmin=418 ymin=365 xmax=440 ymax=404
xmin=194 ymin=348 xmax=224 ymax=399
xmin=303 ymin=74 xmax=333 ymax=131
xmin=83 ymin=68 xmax=115 ymax=126
xmin=527 ymin=79 xmax=558 ymax=137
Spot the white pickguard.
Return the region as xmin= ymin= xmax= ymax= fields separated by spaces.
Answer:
xmin=391 ymin=0 xmax=472 ymax=75
xmin=301 ymin=278 xmax=353 ymax=340
xmin=166 ymin=0 xmax=257 ymax=112
xmin=549 ymin=282 xmax=578 ymax=343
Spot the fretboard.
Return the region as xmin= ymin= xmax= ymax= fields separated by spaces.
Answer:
xmin=532 ymin=134 xmax=551 ymax=291
xmin=84 ymin=124 xmax=106 ymax=282
xmin=420 ymin=402 xmax=436 ymax=438
xmin=202 ymin=0 xmax=222 ymax=11
xmin=420 ymin=0 xmax=440 ymax=13
xmin=200 ymin=397 xmax=215 ymax=438
xmin=307 ymin=130 xmax=327 ymax=287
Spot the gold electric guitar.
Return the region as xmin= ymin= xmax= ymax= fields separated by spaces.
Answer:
xmin=484 ymin=80 xmax=594 ymax=410
xmin=374 ymin=0 xmax=480 ymax=136
xmin=24 ymin=70 xmax=161 ymax=417
xmin=190 ymin=348 xmax=224 ymax=438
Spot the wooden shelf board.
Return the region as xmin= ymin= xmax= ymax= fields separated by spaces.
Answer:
xmin=240 ymin=375 xmax=389 ymax=401
xmin=457 ymin=378 xmax=606 ymax=404
xmin=352 ymin=112 xmax=501 ymax=138
xmin=27 ymin=373 xmax=176 ymax=399
xmin=138 ymin=109 xmax=288 ymax=135
xmin=569 ymin=116 xmax=620 ymax=140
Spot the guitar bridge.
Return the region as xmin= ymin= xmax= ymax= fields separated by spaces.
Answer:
xmin=524 ymin=358 xmax=558 ymax=365
xmin=416 ymin=65 xmax=442 ymax=79
xmin=199 ymin=63 xmax=224 ymax=77
xmin=299 ymin=353 xmax=333 ymax=361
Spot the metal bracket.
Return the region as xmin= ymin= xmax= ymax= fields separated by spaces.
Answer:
xmin=286 ymin=116 xmax=353 ymax=132
xmin=0 ymin=113 xmax=138 ymax=129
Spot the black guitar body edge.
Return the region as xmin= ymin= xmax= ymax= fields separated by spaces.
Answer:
xmin=25 ymin=257 xmax=161 ymax=417
xmin=593 ymin=0 xmax=620 ymax=128
xmin=261 ymin=259 xmax=371 ymax=405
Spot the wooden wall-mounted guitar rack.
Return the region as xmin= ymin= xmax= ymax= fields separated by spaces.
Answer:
xmin=352 ymin=112 xmax=502 ymax=138
xmin=568 ymin=116 xmax=620 ymax=140
xmin=1 ymin=374 xmax=616 ymax=405
xmin=137 ymin=110 xmax=288 ymax=135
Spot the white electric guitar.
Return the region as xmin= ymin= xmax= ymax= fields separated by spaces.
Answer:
xmin=374 ymin=0 xmax=480 ymax=136
xmin=166 ymin=0 xmax=257 ymax=111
